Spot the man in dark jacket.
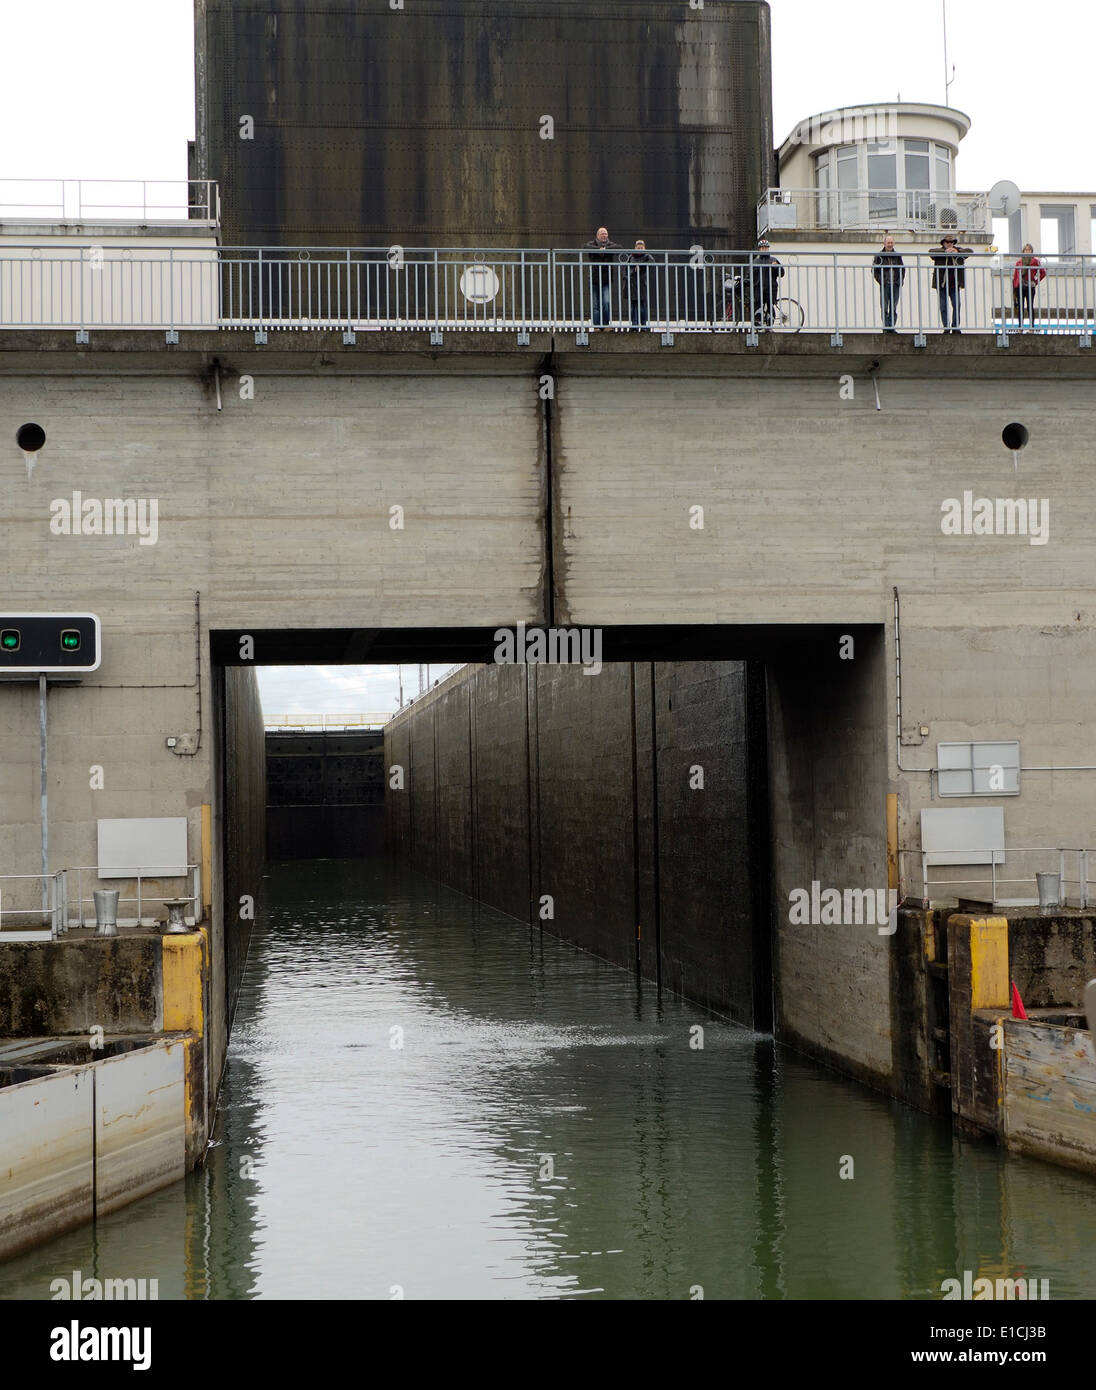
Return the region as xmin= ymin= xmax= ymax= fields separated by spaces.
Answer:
xmin=628 ymin=239 xmax=656 ymax=329
xmin=872 ymin=235 xmax=906 ymax=332
xmin=930 ymin=233 xmax=973 ymax=333
xmin=751 ymin=238 xmax=784 ymax=327
xmin=584 ymin=226 xmax=622 ymax=328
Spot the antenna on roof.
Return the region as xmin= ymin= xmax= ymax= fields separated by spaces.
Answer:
xmin=942 ymin=0 xmax=956 ymax=105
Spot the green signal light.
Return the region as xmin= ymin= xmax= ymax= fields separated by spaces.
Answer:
xmin=1 ymin=629 xmax=19 ymax=651
xmin=60 ymin=630 xmax=81 ymax=651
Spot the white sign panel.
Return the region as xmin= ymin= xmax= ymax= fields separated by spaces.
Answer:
xmin=920 ymin=807 xmax=1005 ymax=867
xmin=97 ymin=818 xmax=188 ymax=878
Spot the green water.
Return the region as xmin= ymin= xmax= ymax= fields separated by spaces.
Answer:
xmin=1 ymin=859 xmax=1093 ymax=1300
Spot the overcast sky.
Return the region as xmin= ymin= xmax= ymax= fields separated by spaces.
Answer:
xmin=1 ymin=0 xmax=1089 ymax=191
xmin=1 ymin=0 xmax=1088 ymax=717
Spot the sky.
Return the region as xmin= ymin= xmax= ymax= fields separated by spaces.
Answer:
xmin=1 ymin=0 xmax=1089 ymax=717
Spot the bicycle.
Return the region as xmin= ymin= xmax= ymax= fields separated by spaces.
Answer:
xmin=722 ymin=275 xmax=805 ymax=331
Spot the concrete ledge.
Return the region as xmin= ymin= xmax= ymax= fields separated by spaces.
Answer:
xmin=0 ymin=327 xmax=1093 ymax=378
xmin=0 ymin=934 xmax=162 ymax=1036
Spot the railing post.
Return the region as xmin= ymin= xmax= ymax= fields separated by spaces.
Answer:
xmin=1059 ymin=848 xmax=1065 ymax=903
xmin=1082 ymin=850 xmax=1089 ymax=910
xmin=832 ymin=251 xmax=839 ymax=338
xmin=434 ymin=248 xmax=441 ymax=333
xmin=137 ymin=873 xmax=142 ymax=925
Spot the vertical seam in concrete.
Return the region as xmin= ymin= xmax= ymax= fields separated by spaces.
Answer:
xmin=467 ymin=677 xmax=476 ymax=902
xmin=408 ymin=717 xmax=415 ymax=871
xmin=630 ymin=662 xmax=641 ymax=974
xmin=432 ymin=704 xmax=439 ymax=877
xmin=649 ymin=662 xmax=662 ymax=985
xmin=524 ymin=663 xmax=534 ymax=924
xmin=539 ymin=349 xmax=558 ymax=626
xmin=91 ymin=1065 xmax=98 ymax=1220
xmin=748 ymin=662 xmax=774 ymax=1033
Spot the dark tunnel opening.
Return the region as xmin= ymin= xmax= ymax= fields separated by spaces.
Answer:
xmin=212 ymin=623 xmax=887 ymax=1047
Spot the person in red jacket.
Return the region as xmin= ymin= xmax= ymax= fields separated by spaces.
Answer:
xmin=1012 ymin=243 xmax=1046 ymax=331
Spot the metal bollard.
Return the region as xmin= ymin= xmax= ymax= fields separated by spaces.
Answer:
xmin=162 ymin=898 xmax=192 ymax=935
xmin=93 ymin=889 xmax=120 ymax=937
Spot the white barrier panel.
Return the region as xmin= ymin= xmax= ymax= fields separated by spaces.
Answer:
xmin=95 ymin=1041 xmax=186 ymax=1215
xmin=0 ymin=1068 xmax=94 ymax=1259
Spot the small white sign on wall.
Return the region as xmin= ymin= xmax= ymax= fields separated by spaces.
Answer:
xmin=97 ymin=818 xmax=188 ymax=878
xmin=920 ymin=807 xmax=1005 ymax=867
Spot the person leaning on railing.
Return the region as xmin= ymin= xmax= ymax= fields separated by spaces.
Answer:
xmin=930 ymin=233 xmax=974 ymax=334
xmin=1012 ymin=243 xmax=1046 ymax=332
xmin=583 ymin=226 xmax=622 ymax=329
xmin=872 ymin=235 xmax=906 ymax=333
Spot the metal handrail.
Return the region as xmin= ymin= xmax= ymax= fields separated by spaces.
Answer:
xmin=61 ymin=864 xmax=202 ymax=932
xmin=899 ymin=845 xmax=1091 ymax=909
xmin=0 ymin=179 xmax=219 ymax=224
xmin=266 ymin=713 xmax=391 ymax=729
xmin=758 ymin=186 xmax=991 ymax=235
xmin=0 ymin=871 xmax=65 ymax=937
xmin=0 ymin=246 xmax=1092 ymax=340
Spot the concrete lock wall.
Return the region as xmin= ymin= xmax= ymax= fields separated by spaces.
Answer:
xmin=218 ymin=665 xmax=266 ymax=1078
xmin=3 ymin=336 xmax=1096 ymax=1094
xmin=767 ymin=633 xmax=891 ymax=1084
xmin=385 ymin=661 xmax=765 ymax=1025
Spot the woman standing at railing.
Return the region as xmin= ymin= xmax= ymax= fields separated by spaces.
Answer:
xmin=1012 ymin=244 xmax=1046 ymax=333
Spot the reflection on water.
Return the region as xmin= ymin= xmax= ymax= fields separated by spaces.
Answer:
xmin=1 ymin=859 xmax=1093 ymax=1300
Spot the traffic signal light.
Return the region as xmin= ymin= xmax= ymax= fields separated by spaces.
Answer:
xmin=0 ymin=615 xmax=100 ymax=673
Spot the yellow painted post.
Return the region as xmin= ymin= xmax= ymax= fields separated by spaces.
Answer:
xmin=162 ymin=931 xmax=208 ymax=1168
xmin=162 ymin=932 xmax=205 ymax=1033
xmin=200 ymin=804 xmax=212 ymax=919
xmin=948 ymin=913 xmax=1010 ymax=1135
xmin=969 ymin=916 xmax=1009 ymax=1010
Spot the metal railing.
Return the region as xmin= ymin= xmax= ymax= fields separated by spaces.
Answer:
xmin=0 ymin=245 xmax=1093 ymax=340
xmin=0 ymin=179 xmax=219 ymax=224
xmin=266 ymin=713 xmax=391 ymax=729
xmin=61 ymin=864 xmax=202 ymax=932
xmin=759 ymin=187 xmax=990 ymax=236
xmin=900 ymin=846 xmax=1092 ymax=909
xmin=0 ymin=872 xmax=66 ymax=937
xmin=0 ymin=866 xmax=201 ymax=937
